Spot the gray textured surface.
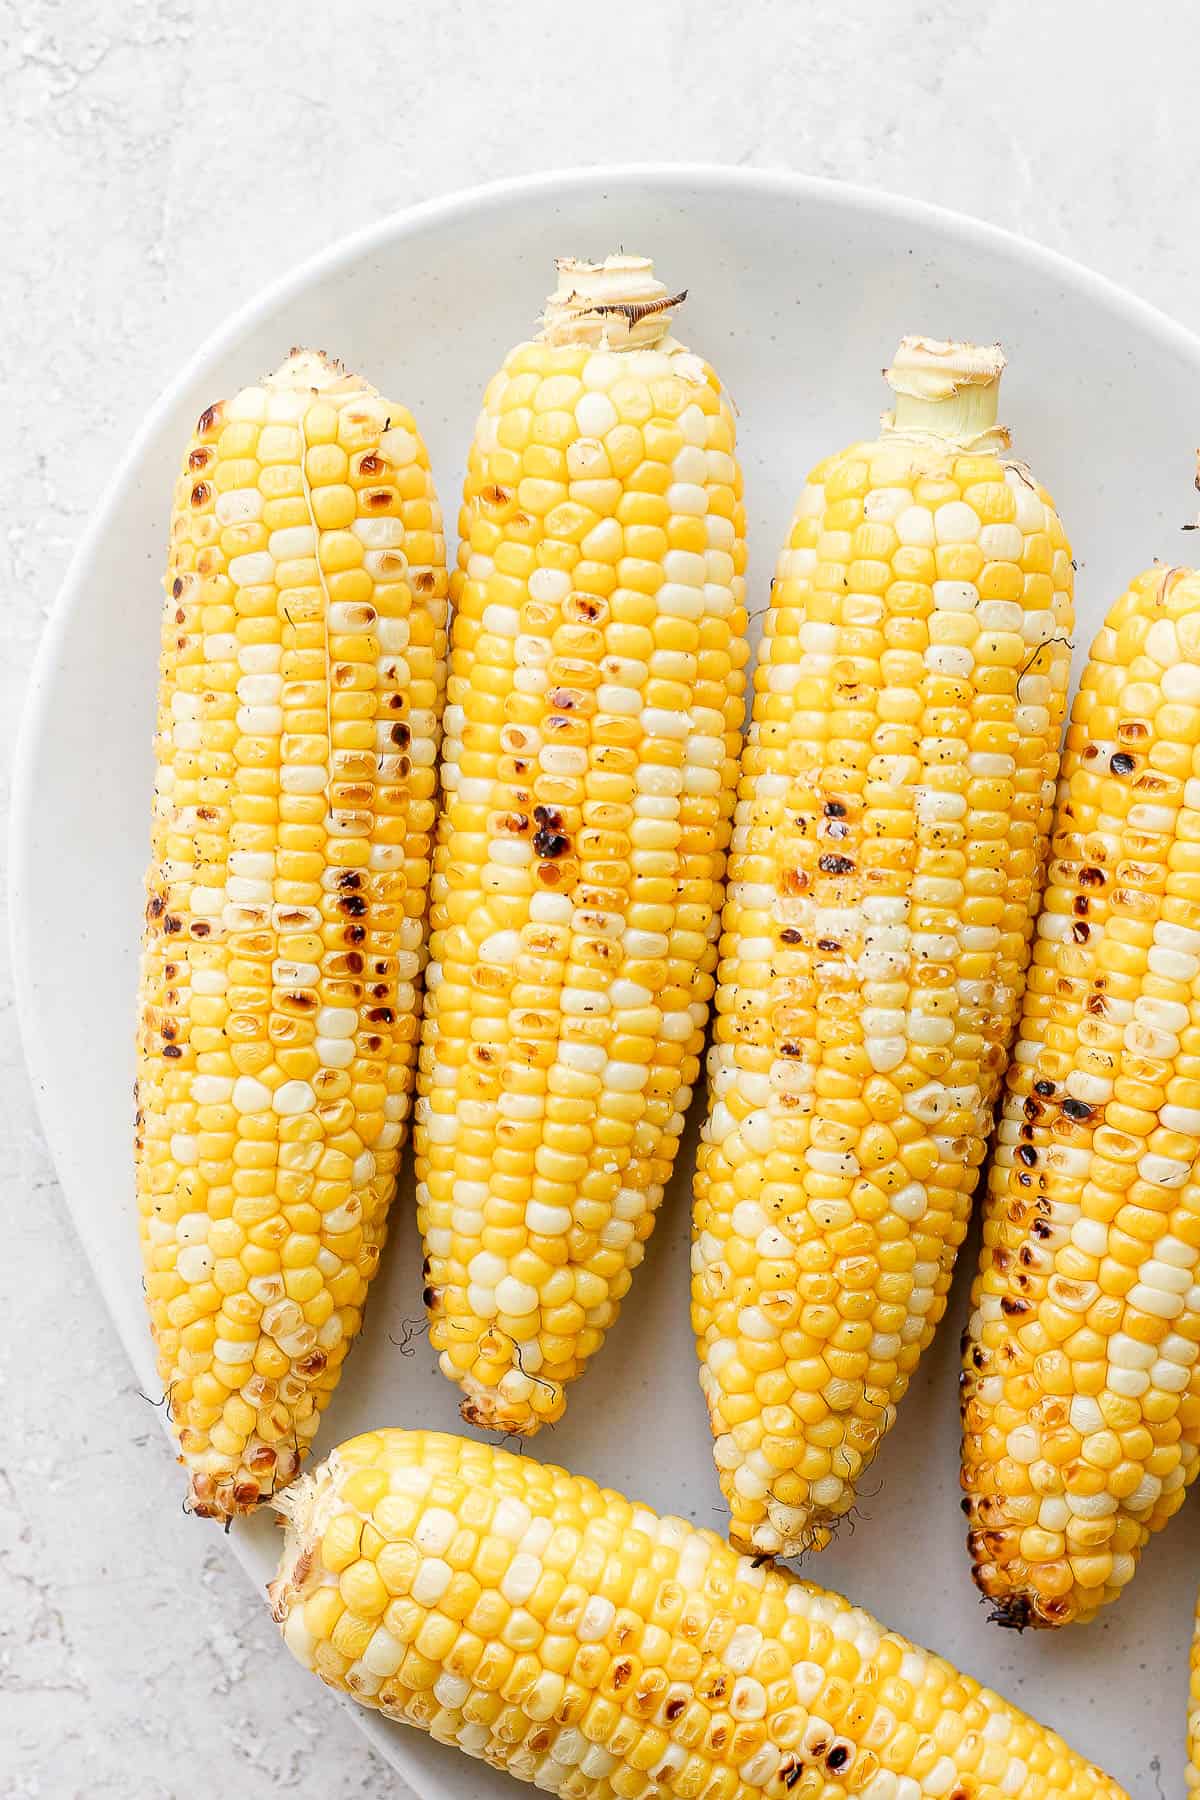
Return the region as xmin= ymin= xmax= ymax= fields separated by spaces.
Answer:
xmin=6 ymin=3 xmax=1200 ymax=1795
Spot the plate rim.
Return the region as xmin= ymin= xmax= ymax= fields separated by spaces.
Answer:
xmin=14 ymin=159 xmax=1200 ymax=1796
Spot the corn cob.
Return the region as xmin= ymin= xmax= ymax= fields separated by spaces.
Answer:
xmin=270 ymin=1427 xmax=1125 ymax=1798
xmin=693 ymin=339 xmax=1073 ymax=1556
xmin=136 ymin=350 xmax=448 ymax=1520
xmin=1189 ymin=1584 xmax=1200 ymax=1791
xmin=961 ymin=562 xmax=1200 ymax=1626
xmin=415 ymin=257 xmax=748 ymax=1434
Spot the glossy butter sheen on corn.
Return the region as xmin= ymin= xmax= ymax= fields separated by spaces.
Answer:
xmin=136 ymin=352 xmax=448 ymax=1519
xmin=270 ymin=1429 xmax=1125 ymax=1799
xmin=415 ymin=258 xmax=748 ymax=1434
xmin=963 ymin=564 xmax=1200 ymax=1626
xmin=693 ymin=339 xmax=1074 ymax=1555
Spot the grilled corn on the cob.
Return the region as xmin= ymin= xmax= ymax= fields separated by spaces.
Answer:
xmin=136 ymin=350 xmax=448 ymax=1519
xmin=962 ymin=562 xmax=1200 ymax=1626
xmin=693 ymin=339 xmax=1073 ymax=1555
xmin=415 ymin=257 xmax=748 ymax=1434
xmin=270 ymin=1428 xmax=1125 ymax=1798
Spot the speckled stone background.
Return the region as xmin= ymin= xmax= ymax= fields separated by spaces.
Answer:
xmin=7 ymin=4 xmax=1200 ymax=1795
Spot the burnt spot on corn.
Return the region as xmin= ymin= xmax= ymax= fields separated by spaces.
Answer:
xmin=358 ymin=451 xmax=384 ymax=476
xmin=163 ymin=915 xmax=182 ymax=935
xmin=819 ymin=853 xmax=855 ymax=876
xmin=826 ymin=1745 xmax=850 ymax=1773
xmin=338 ymin=871 xmax=362 ymax=891
xmin=480 ymin=483 xmax=510 ymax=507
xmin=1062 ymin=1097 xmax=1093 ymax=1121
xmin=1017 ymin=1144 xmax=1038 ymax=1167
xmin=1001 ymin=1295 xmax=1031 ymax=1318
xmin=533 ymin=829 xmax=570 ymax=858
xmin=989 ymin=1593 xmax=1035 ymax=1631
xmin=190 ymin=482 xmax=211 ymax=507
xmin=162 ymin=1043 xmax=182 ymax=1059
xmin=1079 ymin=866 xmax=1106 ymax=887
xmin=190 ymin=920 xmax=211 ymax=938
xmin=1110 ymin=752 xmax=1136 ymax=776
xmin=340 ymin=894 xmax=368 ymax=917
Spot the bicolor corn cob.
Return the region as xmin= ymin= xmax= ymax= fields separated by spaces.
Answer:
xmin=962 ymin=562 xmax=1200 ymax=1626
xmin=1189 ymin=1585 xmax=1200 ymax=1791
xmin=136 ymin=351 xmax=448 ymax=1519
xmin=693 ymin=339 xmax=1074 ymax=1555
xmin=270 ymin=1428 xmax=1125 ymax=1799
xmin=415 ymin=257 xmax=748 ymax=1433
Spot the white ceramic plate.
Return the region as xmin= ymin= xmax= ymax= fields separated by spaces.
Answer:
xmin=14 ymin=166 xmax=1200 ymax=1799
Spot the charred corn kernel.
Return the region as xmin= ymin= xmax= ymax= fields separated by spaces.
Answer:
xmin=693 ymin=337 xmax=1073 ymax=1556
xmin=136 ymin=351 xmax=449 ymax=1521
xmin=270 ymin=1429 xmax=1124 ymax=1798
xmin=416 ymin=257 xmax=748 ymax=1434
xmin=962 ymin=561 xmax=1200 ymax=1627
